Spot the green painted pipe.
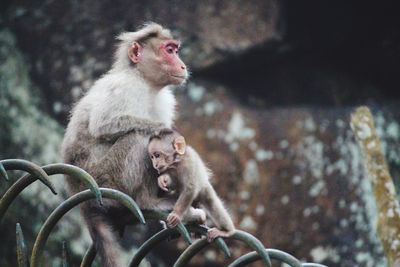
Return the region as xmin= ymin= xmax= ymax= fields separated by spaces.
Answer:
xmin=129 ymin=228 xmax=178 ymax=267
xmin=173 ymin=238 xmax=209 ymax=267
xmin=80 ymin=244 xmax=96 ymax=267
xmin=1 ymin=159 xmax=57 ymax=194
xmin=302 ymin=263 xmax=328 ymax=267
xmin=230 ymin=230 xmax=272 ymax=267
xmin=187 ymin=224 xmax=231 ymax=258
xmin=228 ymin=248 xmax=302 ymax=267
xmin=16 ymin=223 xmax=29 ymax=267
xmin=129 ymin=224 xmax=230 ymax=266
xmin=174 ymin=230 xmax=272 ymax=267
xmin=142 ymin=210 xmax=192 ymax=245
xmin=62 ymin=241 xmax=70 ymax=267
xmin=30 ymin=189 xmax=145 ymax=267
xmin=0 ymin=162 xmax=9 ymax=181
xmin=0 ymin=163 xmax=103 ymax=221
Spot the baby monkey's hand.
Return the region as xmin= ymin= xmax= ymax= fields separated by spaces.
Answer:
xmin=158 ymin=174 xmax=171 ymax=192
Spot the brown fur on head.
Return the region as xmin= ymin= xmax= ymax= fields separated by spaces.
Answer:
xmin=149 ymin=128 xmax=176 ymax=141
xmin=148 ymin=128 xmax=186 ymax=173
xmin=112 ymin=22 xmax=188 ymax=88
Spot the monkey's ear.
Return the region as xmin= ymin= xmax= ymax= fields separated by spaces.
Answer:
xmin=174 ymin=136 xmax=186 ymax=155
xmin=128 ymin=42 xmax=142 ymax=63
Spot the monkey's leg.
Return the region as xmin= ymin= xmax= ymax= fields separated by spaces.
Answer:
xmin=182 ymin=207 xmax=207 ymax=224
xmin=200 ymin=185 xmax=236 ymax=242
xmin=82 ymin=206 xmax=124 ymax=267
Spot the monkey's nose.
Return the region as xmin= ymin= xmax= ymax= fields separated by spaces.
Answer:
xmin=181 ymin=65 xmax=186 ymax=70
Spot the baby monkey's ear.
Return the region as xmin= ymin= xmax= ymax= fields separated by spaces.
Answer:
xmin=173 ymin=136 xmax=186 ymax=155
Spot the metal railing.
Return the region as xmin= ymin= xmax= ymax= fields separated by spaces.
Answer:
xmin=0 ymin=159 xmax=327 ymax=267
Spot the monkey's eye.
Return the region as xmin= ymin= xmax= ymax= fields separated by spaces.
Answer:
xmin=154 ymin=153 xmax=160 ymax=158
xmin=166 ymin=46 xmax=175 ymax=54
xmin=165 ymin=43 xmax=179 ymax=55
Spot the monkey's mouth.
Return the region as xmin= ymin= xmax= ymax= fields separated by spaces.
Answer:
xmin=170 ymin=74 xmax=186 ymax=80
xmin=157 ymin=166 xmax=168 ymax=173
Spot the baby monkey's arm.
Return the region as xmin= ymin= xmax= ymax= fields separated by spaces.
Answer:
xmin=167 ymin=188 xmax=197 ymax=228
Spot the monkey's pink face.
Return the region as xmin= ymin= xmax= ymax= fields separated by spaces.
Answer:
xmin=158 ymin=40 xmax=188 ymax=85
xmin=132 ymin=37 xmax=189 ymax=88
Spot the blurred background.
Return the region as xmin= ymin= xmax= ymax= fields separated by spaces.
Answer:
xmin=1 ymin=0 xmax=400 ymax=266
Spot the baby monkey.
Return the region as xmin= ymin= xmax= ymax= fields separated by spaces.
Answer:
xmin=148 ymin=129 xmax=235 ymax=241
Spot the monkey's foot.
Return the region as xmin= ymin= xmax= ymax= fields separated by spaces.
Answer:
xmin=166 ymin=212 xmax=181 ymax=228
xmin=207 ymin=228 xmax=233 ymax=242
xmin=192 ymin=208 xmax=206 ymax=224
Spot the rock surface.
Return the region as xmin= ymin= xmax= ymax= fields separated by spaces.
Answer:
xmin=172 ymin=81 xmax=400 ymax=266
xmin=3 ymin=0 xmax=281 ymax=123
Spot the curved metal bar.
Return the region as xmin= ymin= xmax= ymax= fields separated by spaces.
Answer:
xmin=129 ymin=228 xmax=178 ymax=267
xmin=0 ymin=162 xmax=9 ymax=181
xmin=142 ymin=210 xmax=192 ymax=244
xmin=188 ymin=224 xmax=231 ymax=258
xmin=302 ymin=263 xmax=328 ymax=267
xmin=80 ymin=243 xmax=96 ymax=267
xmin=62 ymin=241 xmax=70 ymax=267
xmin=46 ymin=163 xmax=103 ymax=205
xmin=228 ymin=249 xmax=301 ymax=267
xmin=30 ymin=188 xmax=145 ymax=267
xmin=174 ymin=230 xmax=272 ymax=267
xmin=1 ymin=159 xmax=57 ymax=194
xmin=230 ymin=230 xmax=272 ymax=267
xmin=16 ymin=223 xmax=29 ymax=267
xmin=173 ymin=238 xmax=210 ymax=267
xmin=80 ymin=211 xmax=200 ymax=266
xmin=0 ymin=163 xmax=103 ymax=221
xmin=128 ymin=224 xmax=230 ymax=267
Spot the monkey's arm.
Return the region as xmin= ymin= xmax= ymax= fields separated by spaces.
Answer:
xmin=167 ymin=189 xmax=196 ymax=228
xmin=90 ymin=115 xmax=165 ymax=142
xmin=173 ymin=190 xmax=196 ymax=216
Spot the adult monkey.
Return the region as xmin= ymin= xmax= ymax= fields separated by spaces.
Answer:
xmin=61 ymin=23 xmax=191 ymax=266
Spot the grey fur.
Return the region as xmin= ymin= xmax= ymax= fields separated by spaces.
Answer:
xmin=61 ymin=23 xmax=187 ymax=267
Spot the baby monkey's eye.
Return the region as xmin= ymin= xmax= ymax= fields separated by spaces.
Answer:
xmin=154 ymin=153 xmax=160 ymax=158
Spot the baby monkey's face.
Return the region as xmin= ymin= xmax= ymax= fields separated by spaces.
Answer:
xmin=148 ymin=138 xmax=176 ymax=174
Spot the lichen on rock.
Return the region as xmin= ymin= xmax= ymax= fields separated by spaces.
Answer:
xmin=351 ymin=106 xmax=400 ymax=267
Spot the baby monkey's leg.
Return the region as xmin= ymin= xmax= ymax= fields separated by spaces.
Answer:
xmin=200 ymin=185 xmax=236 ymax=242
xmin=207 ymin=227 xmax=235 ymax=242
xmin=182 ymin=207 xmax=207 ymax=224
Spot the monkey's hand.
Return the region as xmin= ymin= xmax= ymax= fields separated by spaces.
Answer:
xmin=166 ymin=212 xmax=181 ymax=228
xmin=207 ymin=228 xmax=234 ymax=242
xmin=158 ymin=174 xmax=171 ymax=192
xmin=93 ymin=115 xmax=165 ymax=142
